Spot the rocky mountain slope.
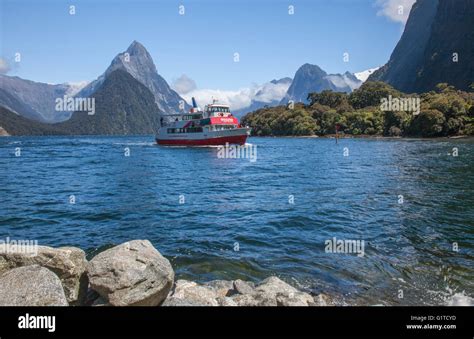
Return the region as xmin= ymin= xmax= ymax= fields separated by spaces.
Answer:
xmin=78 ymin=41 xmax=190 ymax=114
xmin=57 ymin=69 xmax=161 ymax=135
xmin=0 ymin=70 xmax=163 ymax=136
xmin=368 ymin=0 xmax=473 ymax=92
xmin=280 ymin=64 xmax=362 ymax=104
xmin=0 ymin=75 xmax=74 ymax=122
xmin=0 ymin=106 xmax=63 ymax=136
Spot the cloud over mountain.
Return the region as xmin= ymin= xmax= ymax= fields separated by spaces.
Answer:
xmin=0 ymin=58 xmax=11 ymax=74
xmin=172 ymin=74 xmax=197 ymax=95
xmin=181 ymin=87 xmax=254 ymax=111
xmin=253 ymin=78 xmax=292 ymax=103
xmin=375 ymin=0 xmax=416 ymax=23
xmin=177 ymin=77 xmax=292 ymax=111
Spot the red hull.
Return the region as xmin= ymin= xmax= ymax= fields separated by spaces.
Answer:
xmin=156 ymin=134 xmax=247 ymax=146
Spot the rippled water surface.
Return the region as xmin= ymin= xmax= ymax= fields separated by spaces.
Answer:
xmin=1 ymin=136 xmax=473 ymax=305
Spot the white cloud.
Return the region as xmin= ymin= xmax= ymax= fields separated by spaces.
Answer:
xmin=0 ymin=57 xmax=11 ymax=74
xmin=324 ymin=73 xmax=363 ymax=91
xmin=178 ymin=77 xmax=291 ymax=111
xmin=182 ymin=87 xmax=254 ymax=111
xmin=172 ymin=74 xmax=197 ymax=94
xmin=375 ymin=0 xmax=415 ymax=24
xmin=254 ymin=80 xmax=291 ymax=103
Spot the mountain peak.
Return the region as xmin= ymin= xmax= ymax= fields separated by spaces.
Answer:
xmin=300 ymin=63 xmax=323 ymax=70
xmin=107 ymin=41 xmax=156 ymax=77
xmin=281 ymin=64 xmax=361 ymax=104
xmin=77 ymin=41 xmax=190 ymax=114
xmin=126 ymin=40 xmax=148 ymax=55
xmin=297 ymin=63 xmax=327 ymax=77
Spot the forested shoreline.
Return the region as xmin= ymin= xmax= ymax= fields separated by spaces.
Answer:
xmin=241 ymin=82 xmax=474 ymax=138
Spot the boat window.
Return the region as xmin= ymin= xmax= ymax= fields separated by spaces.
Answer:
xmin=207 ymin=106 xmax=229 ymax=113
xmin=186 ymin=127 xmax=203 ymax=133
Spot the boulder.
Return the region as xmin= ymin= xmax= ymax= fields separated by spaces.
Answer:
xmin=255 ymin=276 xmax=298 ymax=295
xmin=167 ymin=280 xmax=219 ymax=306
xmin=232 ymin=279 xmax=256 ymax=295
xmin=230 ymin=276 xmax=314 ymax=306
xmin=0 ymin=245 xmax=87 ymax=304
xmin=87 ymin=240 xmax=174 ymax=306
xmin=310 ymin=293 xmax=331 ymax=306
xmin=0 ymin=265 xmax=68 ymax=306
xmin=216 ymin=296 xmax=238 ymax=306
xmin=231 ymin=291 xmax=278 ymax=306
xmin=276 ymin=292 xmax=314 ymax=306
xmin=203 ymin=280 xmax=234 ymax=297
xmin=161 ymin=297 xmax=205 ymax=306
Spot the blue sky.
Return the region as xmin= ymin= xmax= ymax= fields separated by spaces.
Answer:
xmin=1 ymin=0 xmax=411 ymax=91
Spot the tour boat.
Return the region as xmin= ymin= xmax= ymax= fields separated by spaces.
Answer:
xmin=155 ymin=98 xmax=250 ymax=146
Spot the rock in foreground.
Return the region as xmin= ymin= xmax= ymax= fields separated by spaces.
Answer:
xmin=0 ymin=265 xmax=68 ymax=306
xmin=0 ymin=239 xmax=331 ymax=307
xmin=87 ymin=240 xmax=174 ymax=306
xmin=163 ymin=276 xmax=326 ymax=307
xmin=0 ymin=245 xmax=87 ymax=304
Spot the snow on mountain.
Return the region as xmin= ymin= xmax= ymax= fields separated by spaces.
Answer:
xmin=64 ymin=81 xmax=89 ymax=96
xmin=354 ymin=67 xmax=380 ymax=83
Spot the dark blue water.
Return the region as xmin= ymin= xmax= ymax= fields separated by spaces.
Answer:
xmin=1 ymin=136 xmax=473 ymax=305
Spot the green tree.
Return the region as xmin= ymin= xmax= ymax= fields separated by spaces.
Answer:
xmin=383 ymin=110 xmax=410 ymax=136
xmin=408 ymin=109 xmax=446 ymax=137
xmin=349 ymin=81 xmax=401 ymax=109
xmin=308 ymin=90 xmax=348 ymax=108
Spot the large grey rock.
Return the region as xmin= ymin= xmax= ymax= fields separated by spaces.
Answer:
xmin=233 ymin=279 xmax=256 ymax=295
xmin=255 ymin=276 xmax=298 ymax=295
xmin=167 ymin=280 xmax=219 ymax=306
xmin=216 ymin=296 xmax=238 ymax=306
xmin=310 ymin=293 xmax=332 ymax=306
xmin=231 ymin=291 xmax=278 ymax=306
xmin=0 ymin=245 xmax=87 ymax=304
xmin=87 ymin=240 xmax=174 ymax=306
xmin=276 ymin=292 xmax=314 ymax=306
xmin=203 ymin=280 xmax=234 ymax=297
xmin=0 ymin=265 xmax=68 ymax=306
xmin=230 ymin=276 xmax=312 ymax=306
xmin=161 ymin=297 xmax=204 ymax=306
